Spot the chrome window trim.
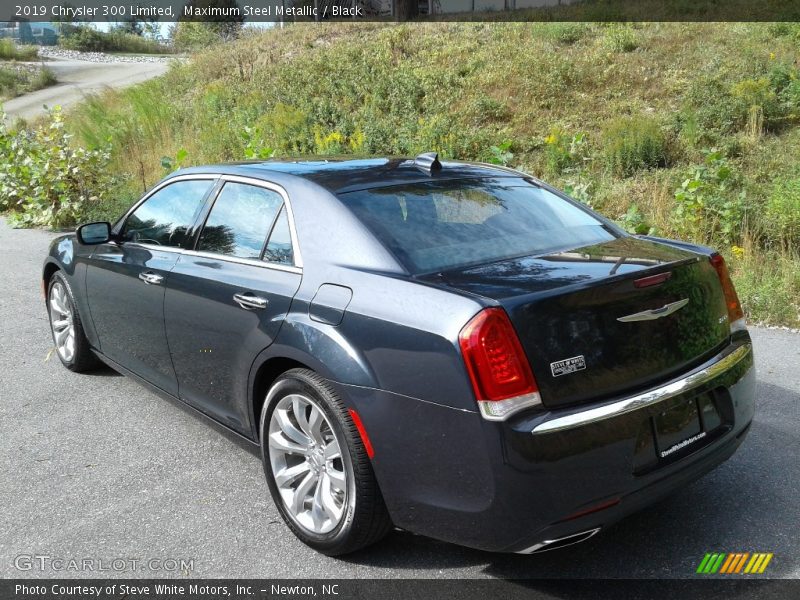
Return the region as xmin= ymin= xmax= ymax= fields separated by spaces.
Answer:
xmin=114 ymin=174 xmax=220 ymax=234
xmin=217 ymin=174 xmax=304 ymax=269
xmin=124 ymin=242 xmax=184 ymax=254
xmin=181 ymin=249 xmax=302 ymax=274
xmin=114 ymin=173 xmax=304 ymax=274
xmin=531 ymin=343 xmax=752 ymax=435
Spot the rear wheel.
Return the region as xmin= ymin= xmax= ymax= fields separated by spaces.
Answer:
xmin=47 ymin=272 xmax=100 ymax=372
xmin=260 ymin=368 xmax=392 ymax=555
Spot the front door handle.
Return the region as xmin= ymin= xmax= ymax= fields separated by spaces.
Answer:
xmin=233 ymin=292 xmax=268 ymax=310
xmin=138 ymin=271 xmax=164 ymax=285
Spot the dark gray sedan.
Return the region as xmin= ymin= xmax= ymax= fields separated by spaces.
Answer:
xmin=43 ymin=155 xmax=755 ymax=555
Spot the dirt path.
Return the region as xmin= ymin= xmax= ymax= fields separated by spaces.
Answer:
xmin=3 ymin=56 xmax=170 ymax=121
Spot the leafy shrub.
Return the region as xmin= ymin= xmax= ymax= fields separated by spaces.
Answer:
xmin=763 ymin=177 xmax=800 ymax=250
xmin=602 ymin=116 xmax=667 ymax=176
xmin=160 ymin=148 xmax=189 ymax=174
xmin=0 ymin=107 xmax=111 ymax=228
xmin=544 ymin=129 xmax=589 ymax=175
xmin=563 ymin=178 xmax=594 ymax=207
xmin=618 ymin=203 xmax=654 ymax=235
xmin=730 ymin=77 xmax=783 ymax=135
xmin=683 ymin=76 xmax=740 ymax=135
xmin=312 ymin=127 xmax=365 ymax=155
xmin=241 ymin=127 xmax=274 ymax=160
xmin=673 ymin=150 xmax=745 ymax=244
xmin=485 ymin=140 xmax=513 ymax=166
xmin=258 ymin=103 xmax=313 ymax=154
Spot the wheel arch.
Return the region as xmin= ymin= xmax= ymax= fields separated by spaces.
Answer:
xmin=250 ymin=355 xmax=313 ymax=441
xmin=42 ymin=260 xmax=61 ymax=300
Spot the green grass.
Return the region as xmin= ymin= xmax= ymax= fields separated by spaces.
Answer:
xmin=0 ymin=65 xmax=56 ymax=100
xmin=43 ymin=22 xmax=800 ymax=327
xmin=0 ymin=39 xmax=38 ymax=61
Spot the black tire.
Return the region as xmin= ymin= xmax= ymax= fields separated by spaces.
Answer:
xmin=260 ymin=368 xmax=392 ymax=555
xmin=47 ymin=271 xmax=100 ymax=373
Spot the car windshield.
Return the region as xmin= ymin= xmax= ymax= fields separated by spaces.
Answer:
xmin=338 ymin=178 xmax=616 ymax=274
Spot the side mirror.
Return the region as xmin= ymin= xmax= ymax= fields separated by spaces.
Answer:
xmin=76 ymin=222 xmax=112 ymax=245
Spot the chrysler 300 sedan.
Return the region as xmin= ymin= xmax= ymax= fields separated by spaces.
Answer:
xmin=43 ymin=154 xmax=755 ymax=555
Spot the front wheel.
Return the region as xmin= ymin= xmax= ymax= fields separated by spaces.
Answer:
xmin=260 ymin=369 xmax=392 ymax=555
xmin=47 ymin=271 xmax=100 ymax=372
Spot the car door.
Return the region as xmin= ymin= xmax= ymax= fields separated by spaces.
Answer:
xmin=163 ymin=177 xmax=303 ymax=434
xmin=85 ymin=177 xmax=217 ymax=395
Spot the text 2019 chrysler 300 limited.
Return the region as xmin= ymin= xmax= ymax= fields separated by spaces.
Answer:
xmin=43 ymin=154 xmax=755 ymax=555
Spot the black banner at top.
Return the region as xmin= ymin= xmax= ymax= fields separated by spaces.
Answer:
xmin=2 ymin=0 xmax=800 ymax=23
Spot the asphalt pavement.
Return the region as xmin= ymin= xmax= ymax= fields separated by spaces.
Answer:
xmin=0 ymin=217 xmax=797 ymax=579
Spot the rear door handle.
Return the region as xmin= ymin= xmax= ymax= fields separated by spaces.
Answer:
xmin=233 ymin=292 xmax=268 ymax=310
xmin=138 ymin=271 xmax=164 ymax=285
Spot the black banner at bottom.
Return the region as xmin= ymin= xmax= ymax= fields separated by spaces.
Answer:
xmin=3 ymin=579 xmax=800 ymax=600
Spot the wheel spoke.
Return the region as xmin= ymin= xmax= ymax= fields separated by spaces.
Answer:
xmin=307 ymin=405 xmax=324 ymax=439
xmin=275 ymin=462 xmax=311 ymax=488
xmin=54 ymin=325 xmax=70 ymax=346
xmin=326 ymin=466 xmax=346 ymax=490
xmin=269 ymin=431 xmax=309 ymax=456
xmin=50 ymin=295 xmax=66 ymax=316
xmin=275 ymin=408 xmax=311 ymax=446
xmin=318 ymin=472 xmax=343 ymax=521
xmin=324 ymin=439 xmax=341 ymax=461
xmin=292 ymin=471 xmax=317 ymax=514
xmin=293 ymin=396 xmax=316 ymax=440
xmin=56 ymin=288 xmax=68 ymax=314
xmin=52 ymin=318 xmax=70 ymax=332
xmin=311 ymin=475 xmax=331 ymax=530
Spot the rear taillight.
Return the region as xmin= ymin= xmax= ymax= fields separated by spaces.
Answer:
xmin=458 ymin=307 xmax=541 ymax=421
xmin=710 ymin=254 xmax=746 ymax=332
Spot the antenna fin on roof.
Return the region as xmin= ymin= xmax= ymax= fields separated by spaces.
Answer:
xmin=414 ymin=152 xmax=442 ymax=174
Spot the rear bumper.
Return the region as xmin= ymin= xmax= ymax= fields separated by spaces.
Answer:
xmin=334 ymin=334 xmax=755 ymax=553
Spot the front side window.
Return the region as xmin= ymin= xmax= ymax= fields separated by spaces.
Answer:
xmin=197 ymin=182 xmax=284 ymax=260
xmin=123 ymin=180 xmax=213 ymax=248
xmin=338 ymin=178 xmax=615 ymax=274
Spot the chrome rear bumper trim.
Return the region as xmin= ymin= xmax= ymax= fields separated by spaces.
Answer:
xmin=517 ymin=527 xmax=602 ymax=554
xmin=532 ymin=343 xmax=752 ymax=435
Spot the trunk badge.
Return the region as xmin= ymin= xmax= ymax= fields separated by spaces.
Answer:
xmin=550 ymin=355 xmax=587 ymax=377
xmin=617 ymin=298 xmax=689 ymax=322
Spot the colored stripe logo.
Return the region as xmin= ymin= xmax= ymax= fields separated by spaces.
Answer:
xmin=696 ymin=552 xmax=773 ymax=574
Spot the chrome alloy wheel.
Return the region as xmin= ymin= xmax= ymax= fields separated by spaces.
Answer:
xmin=49 ymin=281 xmax=75 ymax=363
xmin=268 ymin=394 xmax=350 ymax=534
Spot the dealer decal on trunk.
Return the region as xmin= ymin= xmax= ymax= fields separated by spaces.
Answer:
xmin=550 ymin=355 xmax=586 ymax=377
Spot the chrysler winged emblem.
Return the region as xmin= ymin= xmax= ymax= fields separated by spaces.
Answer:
xmin=617 ymin=298 xmax=689 ymax=322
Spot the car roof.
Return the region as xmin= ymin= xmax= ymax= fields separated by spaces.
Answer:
xmin=174 ymin=156 xmax=524 ymax=194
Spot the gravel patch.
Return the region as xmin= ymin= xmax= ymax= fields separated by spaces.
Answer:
xmin=37 ymin=47 xmax=176 ymax=64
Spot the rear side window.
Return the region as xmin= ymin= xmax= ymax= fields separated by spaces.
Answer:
xmin=263 ymin=205 xmax=294 ymax=265
xmin=123 ymin=179 xmax=213 ymax=248
xmin=198 ymin=182 xmax=283 ymax=259
xmin=338 ymin=178 xmax=615 ymax=274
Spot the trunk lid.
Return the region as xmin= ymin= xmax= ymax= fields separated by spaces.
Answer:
xmin=432 ymin=237 xmax=731 ymax=409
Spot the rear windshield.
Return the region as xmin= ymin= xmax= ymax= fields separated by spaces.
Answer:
xmin=338 ymin=178 xmax=616 ymax=274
